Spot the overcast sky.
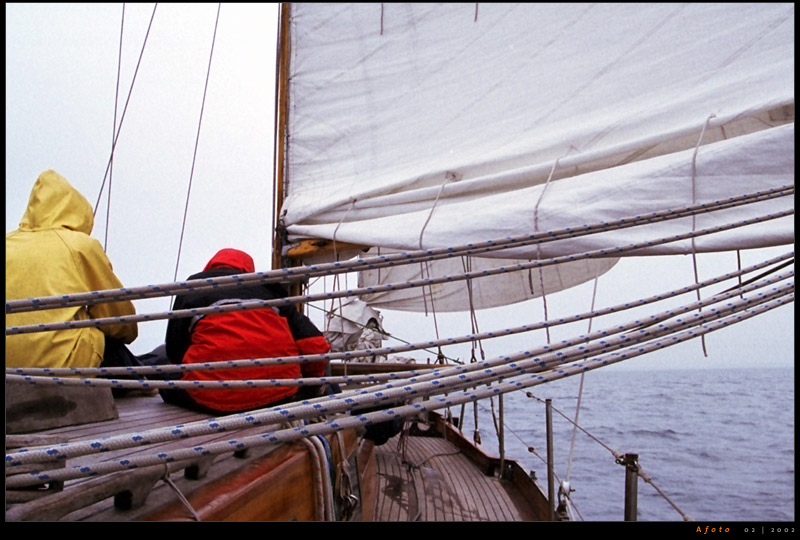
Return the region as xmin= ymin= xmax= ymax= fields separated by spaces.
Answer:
xmin=6 ymin=3 xmax=794 ymax=371
xmin=6 ymin=3 xmax=278 ymax=352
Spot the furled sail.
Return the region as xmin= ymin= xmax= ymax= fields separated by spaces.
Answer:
xmin=277 ymin=3 xmax=794 ymax=311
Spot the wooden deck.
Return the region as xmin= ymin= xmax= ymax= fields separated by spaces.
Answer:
xmin=6 ymin=390 xmax=552 ymax=522
xmin=371 ymin=421 xmax=546 ymax=522
xmin=6 ymin=392 xmax=347 ymax=521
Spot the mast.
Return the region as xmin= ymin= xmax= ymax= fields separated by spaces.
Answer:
xmin=272 ymin=2 xmax=291 ymax=272
xmin=270 ymin=2 xmax=369 ymax=274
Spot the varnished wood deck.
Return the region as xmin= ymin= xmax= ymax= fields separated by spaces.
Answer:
xmin=5 ymin=393 xmax=313 ymax=521
xmin=7 ymin=392 xmax=551 ymax=522
xmin=372 ymin=428 xmax=540 ymax=521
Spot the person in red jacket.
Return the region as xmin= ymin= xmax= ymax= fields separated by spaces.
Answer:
xmin=159 ymin=248 xmax=331 ymax=414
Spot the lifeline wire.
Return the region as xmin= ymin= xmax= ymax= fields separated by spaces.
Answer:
xmin=524 ymin=392 xmax=692 ymax=521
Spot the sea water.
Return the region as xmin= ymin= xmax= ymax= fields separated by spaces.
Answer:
xmin=456 ymin=366 xmax=794 ymax=522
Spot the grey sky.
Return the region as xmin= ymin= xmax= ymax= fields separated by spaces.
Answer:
xmin=7 ymin=3 xmax=277 ymax=352
xmin=5 ymin=3 xmax=794 ymax=370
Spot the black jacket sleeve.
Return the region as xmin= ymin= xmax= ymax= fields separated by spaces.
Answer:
xmin=165 ymin=292 xmax=193 ymax=364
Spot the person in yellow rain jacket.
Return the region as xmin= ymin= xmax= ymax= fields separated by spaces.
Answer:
xmin=6 ymin=170 xmax=139 ymax=370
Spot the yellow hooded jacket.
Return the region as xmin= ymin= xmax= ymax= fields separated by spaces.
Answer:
xmin=6 ymin=170 xmax=138 ymax=369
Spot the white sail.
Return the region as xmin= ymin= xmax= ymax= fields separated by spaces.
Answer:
xmin=279 ymin=3 xmax=794 ymax=311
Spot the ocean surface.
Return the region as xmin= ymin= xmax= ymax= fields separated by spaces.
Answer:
xmin=457 ymin=365 xmax=794 ymax=522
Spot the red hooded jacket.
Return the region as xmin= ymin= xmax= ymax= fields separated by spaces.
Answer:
xmin=165 ymin=249 xmax=330 ymax=412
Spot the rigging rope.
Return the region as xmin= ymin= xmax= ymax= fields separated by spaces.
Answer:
xmin=7 ymin=207 xmax=792 ymax=336
xmin=532 ymin=148 xmax=576 ymax=343
xmin=301 ymin=436 xmax=327 ymax=521
xmin=461 ymin=255 xmax=486 ymax=444
xmin=565 ymin=276 xmax=600 ymax=485
xmin=9 ymin=186 xmax=790 ymax=314
xmin=93 ymin=3 xmax=158 ymax=219
xmin=6 ymin=289 xmax=792 ymax=488
xmin=7 ymin=276 xmax=792 ymax=473
xmin=313 ymin=435 xmax=337 ymax=521
xmin=161 ymin=465 xmax=202 ymax=521
xmin=690 ymin=114 xmax=717 ymax=358
xmin=103 ymin=3 xmax=126 ymax=252
xmin=173 ymin=3 xmax=221 ymax=281
xmin=417 ymin=176 xmax=454 ymax=341
xmin=330 ymin=200 xmax=358 ymax=361
xmin=7 ymin=304 xmax=792 ymax=494
xmin=9 ymin=255 xmax=793 ymax=379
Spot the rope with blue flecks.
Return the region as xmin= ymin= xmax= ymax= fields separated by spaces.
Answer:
xmin=6 ymin=292 xmax=792 ymax=489
xmin=7 ymin=260 xmax=793 ymax=388
xmin=5 ymin=205 xmax=794 ymax=336
xmin=6 ymin=185 xmax=792 ymax=315
xmin=6 ymin=277 xmax=793 ymax=488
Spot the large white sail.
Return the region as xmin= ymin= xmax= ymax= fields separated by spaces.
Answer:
xmin=279 ymin=3 xmax=794 ymax=311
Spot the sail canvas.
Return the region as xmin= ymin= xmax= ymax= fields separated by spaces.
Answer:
xmin=278 ymin=3 xmax=793 ymax=311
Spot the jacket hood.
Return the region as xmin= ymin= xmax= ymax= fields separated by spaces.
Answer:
xmin=203 ymin=248 xmax=255 ymax=273
xmin=19 ymin=170 xmax=94 ymax=234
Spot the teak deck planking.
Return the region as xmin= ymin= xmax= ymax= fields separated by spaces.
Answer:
xmin=7 ymin=393 xmax=548 ymax=521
